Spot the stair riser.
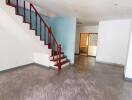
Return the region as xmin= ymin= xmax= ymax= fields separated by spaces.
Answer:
xmin=61 ymin=62 xmax=70 ymax=68
xmin=50 ymin=58 xmax=67 ymax=66
xmin=51 ymin=62 xmax=70 ymax=69
xmin=50 ymin=54 xmax=64 ymax=60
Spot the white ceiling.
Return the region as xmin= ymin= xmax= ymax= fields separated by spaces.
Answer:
xmin=29 ymin=0 xmax=132 ymax=25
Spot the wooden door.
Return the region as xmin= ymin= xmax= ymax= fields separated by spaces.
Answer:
xmin=79 ymin=33 xmax=89 ymax=55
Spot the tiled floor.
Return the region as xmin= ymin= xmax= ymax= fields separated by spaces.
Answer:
xmin=0 ymin=55 xmax=132 ymax=100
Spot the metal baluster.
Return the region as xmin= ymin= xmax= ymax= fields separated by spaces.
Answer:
xmin=35 ymin=11 xmax=37 ymax=35
xmin=23 ymin=0 xmax=26 ymax=22
xmin=16 ymin=0 xmax=19 ymax=15
xmin=30 ymin=4 xmax=32 ymax=29
xmin=40 ymin=19 xmax=42 ymax=40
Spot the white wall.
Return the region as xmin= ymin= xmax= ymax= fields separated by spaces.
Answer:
xmin=125 ymin=28 xmax=132 ymax=78
xmin=96 ymin=19 xmax=132 ymax=65
xmin=0 ymin=1 xmax=51 ymax=71
xmin=88 ymin=46 xmax=97 ymax=56
xmin=75 ymin=25 xmax=98 ymax=54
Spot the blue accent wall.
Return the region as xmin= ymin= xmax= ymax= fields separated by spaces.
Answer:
xmin=51 ymin=17 xmax=76 ymax=64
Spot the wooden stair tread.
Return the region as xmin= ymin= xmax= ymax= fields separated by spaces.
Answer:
xmin=50 ymin=53 xmax=64 ymax=57
xmin=51 ymin=56 xmax=66 ymax=61
xmin=23 ymin=21 xmax=30 ymax=24
xmin=52 ymin=51 xmax=64 ymax=55
xmin=17 ymin=14 xmax=24 ymax=17
xmin=55 ymin=60 xmax=69 ymax=66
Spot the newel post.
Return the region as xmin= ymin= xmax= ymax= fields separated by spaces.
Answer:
xmin=30 ymin=4 xmax=32 ymax=29
xmin=48 ymin=27 xmax=52 ymax=49
xmin=58 ymin=44 xmax=61 ymax=70
xmin=6 ymin=0 xmax=10 ymax=4
xmin=16 ymin=0 xmax=19 ymax=15
xmin=23 ymin=0 xmax=26 ymax=22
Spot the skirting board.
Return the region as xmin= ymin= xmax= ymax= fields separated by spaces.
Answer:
xmin=75 ymin=53 xmax=96 ymax=58
xmin=0 ymin=63 xmax=34 ymax=74
xmin=96 ymin=60 xmax=124 ymax=67
xmin=124 ymin=77 xmax=132 ymax=82
xmin=75 ymin=53 xmax=79 ymax=55
xmin=0 ymin=63 xmax=49 ymax=74
xmin=33 ymin=63 xmax=50 ymax=69
xmin=88 ymin=55 xmax=96 ymax=58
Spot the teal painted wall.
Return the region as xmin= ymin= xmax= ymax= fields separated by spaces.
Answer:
xmin=51 ymin=17 xmax=76 ymax=64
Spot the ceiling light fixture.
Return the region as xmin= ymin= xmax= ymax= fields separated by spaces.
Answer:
xmin=114 ymin=3 xmax=118 ymax=6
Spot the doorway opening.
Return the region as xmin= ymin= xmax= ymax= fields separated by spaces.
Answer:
xmin=79 ymin=33 xmax=98 ymax=57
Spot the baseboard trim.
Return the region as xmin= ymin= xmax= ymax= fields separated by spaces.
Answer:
xmin=75 ymin=53 xmax=79 ymax=55
xmin=125 ymin=77 xmax=132 ymax=82
xmin=0 ymin=63 xmax=50 ymax=74
xmin=75 ymin=53 xmax=96 ymax=58
xmin=33 ymin=63 xmax=50 ymax=69
xmin=96 ymin=60 xmax=124 ymax=67
xmin=0 ymin=63 xmax=34 ymax=74
xmin=88 ymin=55 xmax=96 ymax=58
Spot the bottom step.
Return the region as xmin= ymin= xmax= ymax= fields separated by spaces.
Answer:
xmin=55 ymin=60 xmax=69 ymax=66
xmin=50 ymin=61 xmax=70 ymax=70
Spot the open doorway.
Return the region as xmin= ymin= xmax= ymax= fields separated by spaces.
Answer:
xmin=79 ymin=33 xmax=98 ymax=57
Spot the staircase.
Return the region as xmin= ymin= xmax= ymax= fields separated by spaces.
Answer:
xmin=6 ymin=0 xmax=70 ymax=70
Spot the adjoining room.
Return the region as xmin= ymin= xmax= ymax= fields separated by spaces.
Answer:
xmin=79 ymin=33 xmax=98 ymax=57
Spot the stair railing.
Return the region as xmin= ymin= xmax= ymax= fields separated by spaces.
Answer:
xmin=6 ymin=0 xmax=62 ymax=70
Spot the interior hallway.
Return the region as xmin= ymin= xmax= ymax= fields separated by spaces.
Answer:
xmin=0 ymin=56 xmax=132 ymax=100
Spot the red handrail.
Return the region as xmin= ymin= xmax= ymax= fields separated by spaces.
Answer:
xmin=6 ymin=0 xmax=62 ymax=70
xmin=30 ymin=4 xmax=49 ymax=29
xmin=30 ymin=4 xmax=59 ymax=47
